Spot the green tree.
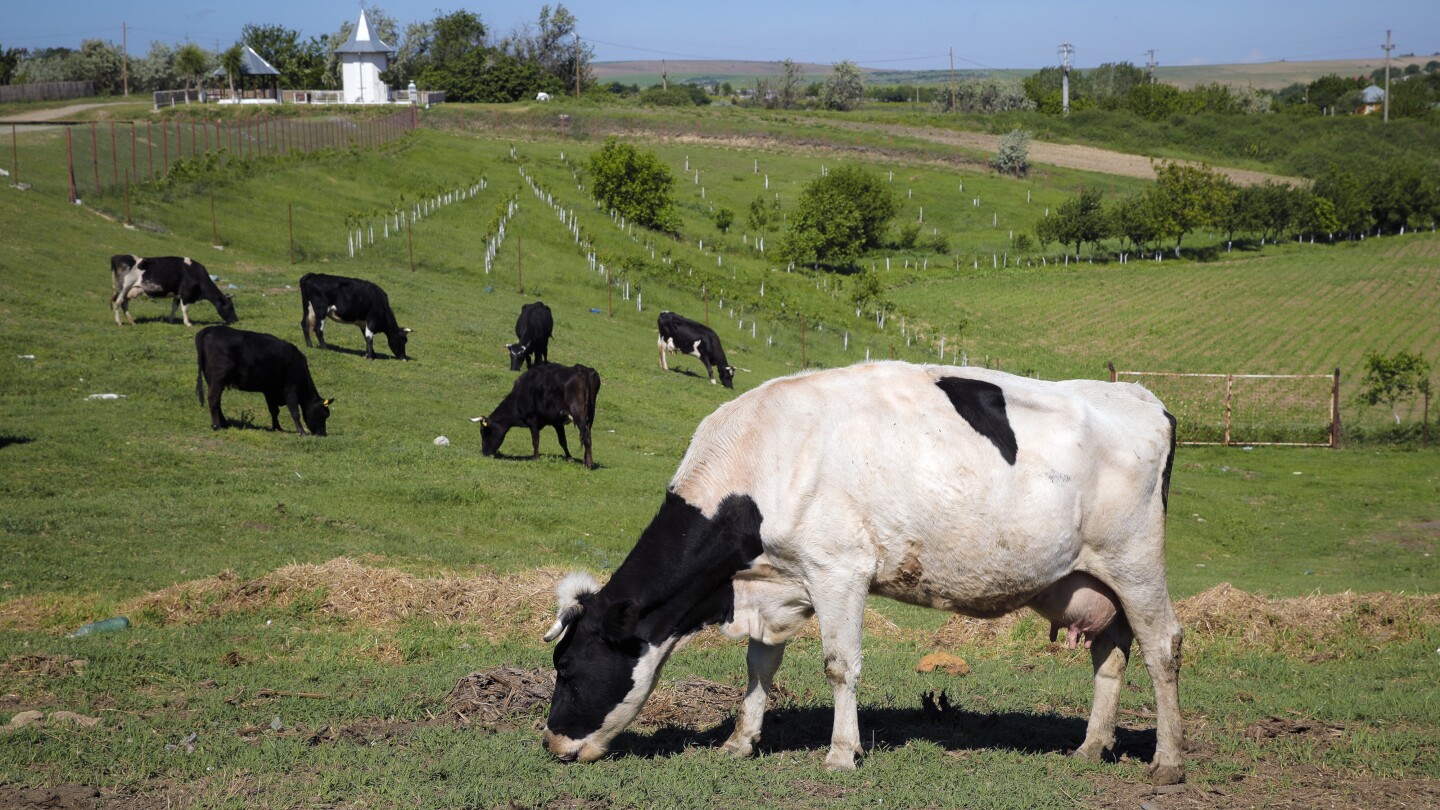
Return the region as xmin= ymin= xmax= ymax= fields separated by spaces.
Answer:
xmin=747 ymin=194 xmax=782 ymax=251
xmin=1126 ymin=82 xmax=1185 ymax=120
xmin=587 ymin=137 xmax=677 ymax=232
xmin=502 ymin=4 xmax=594 ymax=93
xmin=1149 ymin=161 xmax=1229 ymax=252
xmin=988 ymin=128 xmax=1031 ymax=176
xmin=1050 ymin=189 xmax=1106 ymax=258
xmin=241 ymin=24 xmax=318 ymax=88
xmin=1256 ymin=181 xmax=1302 ymax=242
xmin=819 ymin=60 xmax=864 ymax=111
xmin=781 ymin=181 xmax=866 ymax=267
xmin=778 ymin=58 xmax=804 ymax=109
xmin=173 ymin=43 xmax=210 ymax=93
xmin=1311 ymin=164 xmax=1373 ymax=238
xmin=713 ymin=207 xmax=734 ymax=234
xmin=1107 ymin=192 xmax=1160 ymax=254
xmin=219 ymin=44 xmax=244 ymax=99
xmin=1357 ymin=350 xmax=1432 ymax=425
xmin=0 ymin=44 xmax=21 ymax=86
xmin=412 ymin=10 xmax=489 ymax=102
xmin=1301 ymin=193 xmax=1340 ymax=237
xmin=1086 ymin=61 xmax=1146 ymax=109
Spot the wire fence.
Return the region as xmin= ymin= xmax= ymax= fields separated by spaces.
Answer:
xmin=1110 ymin=366 xmax=1342 ymax=447
xmin=5 ymin=107 xmax=419 ymax=203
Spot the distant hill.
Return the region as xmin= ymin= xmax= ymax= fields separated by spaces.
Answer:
xmin=592 ymin=55 xmax=1439 ymax=91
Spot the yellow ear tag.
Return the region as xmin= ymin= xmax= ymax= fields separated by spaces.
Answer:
xmin=323 ymin=398 xmax=334 ymax=407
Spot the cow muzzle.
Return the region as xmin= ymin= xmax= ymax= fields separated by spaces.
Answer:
xmin=542 ymin=729 xmax=606 ymax=763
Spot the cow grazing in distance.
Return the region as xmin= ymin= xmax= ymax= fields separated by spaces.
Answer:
xmin=657 ymin=311 xmax=735 ymax=388
xmin=111 ymin=254 xmax=238 ymax=327
xmin=195 ymin=325 xmax=332 ymax=436
xmin=470 ymin=363 xmax=600 ymax=469
xmin=542 ymin=362 xmax=1185 ymax=785
xmin=299 ymin=273 xmax=411 ymax=360
xmin=507 ymin=301 xmax=553 ymax=371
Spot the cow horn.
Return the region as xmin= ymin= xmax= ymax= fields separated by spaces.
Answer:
xmin=545 ymin=572 xmax=600 ymax=642
xmin=734 ymin=366 xmax=751 ymax=373
xmin=470 ymin=416 xmax=489 ymax=426
xmin=403 ymin=327 xmax=413 ymax=334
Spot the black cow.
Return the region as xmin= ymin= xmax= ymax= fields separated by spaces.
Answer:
xmin=111 ymin=254 xmax=238 ymax=327
xmin=506 ymin=301 xmax=553 ymax=371
xmin=195 ymin=325 xmax=332 ymax=436
xmin=657 ymin=311 xmax=735 ymax=388
xmin=299 ymin=273 xmax=411 ymax=360
xmin=470 ymin=363 xmax=601 ymax=469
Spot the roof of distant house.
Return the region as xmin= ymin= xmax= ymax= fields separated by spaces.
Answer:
xmin=1361 ymin=85 xmax=1386 ymax=103
xmin=213 ymin=45 xmax=280 ymax=77
xmin=335 ymin=9 xmax=395 ymax=56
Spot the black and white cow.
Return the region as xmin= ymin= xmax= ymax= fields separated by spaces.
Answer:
xmin=299 ymin=273 xmax=411 ymax=360
xmin=507 ymin=301 xmax=553 ymax=371
xmin=542 ymin=362 xmax=1185 ymax=785
xmin=470 ymin=363 xmax=601 ymax=469
xmin=195 ymin=325 xmax=332 ymax=436
xmin=657 ymin=311 xmax=735 ymax=388
xmin=111 ymin=254 xmax=238 ymax=327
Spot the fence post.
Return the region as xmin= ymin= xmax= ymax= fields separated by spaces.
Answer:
xmin=801 ymin=314 xmax=807 ymax=369
xmin=407 ymin=213 xmax=415 ymax=273
xmin=517 ymin=234 xmax=523 ymax=293
xmin=11 ymin=124 xmax=17 ymax=184
xmin=130 ymin=122 xmax=136 ymax=181
xmin=210 ymin=189 xmax=220 ymax=247
xmin=110 ymin=122 xmax=118 ymax=187
xmin=66 ymin=127 xmax=76 ymax=203
xmin=289 ymin=203 xmax=295 ymax=264
xmin=90 ymin=121 xmax=100 ymax=195
xmin=1224 ymin=374 xmax=1234 ymax=446
xmin=146 ymin=122 xmax=153 ymax=179
xmin=1107 ymin=361 xmax=1117 ymax=383
xmin=1330 ymin=367 xmax=1341 ymax=448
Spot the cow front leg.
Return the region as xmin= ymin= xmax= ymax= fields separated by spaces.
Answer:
xmin=362 ymin=326 xmax=375 ymax=360
xmin=179 ymin=299 xmax=194 ymax=327
xmin=658 ymin=337 xmax=669 ymax=370
xmin=810 ymin=579 xmax=869 ymax=770
xmin=723 ymin=639 xmax=785 ymax=758
xmin=167 ymin=297 xmax=180 ymax=324
xmin=1074 ymin=623 xmax=1133 ymax=762
xmin=284 ymin=396 xmax=307 ymax=435
xmin=530 ymin=426 xmax=542 ymax=459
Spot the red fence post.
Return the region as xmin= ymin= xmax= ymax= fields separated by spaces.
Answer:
xmin=289 ymin=203 xmax=295 ymax=264
xmin=66 ymin=127 xmax=76 ymax=203
xmin=11 ymin=123 xmax=17 ymax=185
xmin=110 ymin=122 xmax=118 ymax=187
xmin=146 ymin=122 xmax=153 ymax=179
xmin=1330 ymin=367 xmax=1342 ymax=448
xmin=130 ymin=122 xmax=136 ymax=181
xmin=90 ymin=121 xmax=100 ymax=195
xmin=210 ymin=189 xmax=220 ymax=246
xmin=161 ymin=121 xmax=168 ymax=175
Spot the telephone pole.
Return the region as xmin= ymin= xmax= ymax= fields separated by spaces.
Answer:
xmin=949 ymin=47 xmax=956 ymax=112
xmin=1145 ymin=49 xmax=1157 ymax=84
xmin=122 ymin=22 xmax=129 ymax=96
xmin=574 ymin=34 xmax=581 ymax=97
xmin=1058 ymin=42 xmax=1074 ymax=115
xmin=1382 ymin=30 xmax=1394 ymax=122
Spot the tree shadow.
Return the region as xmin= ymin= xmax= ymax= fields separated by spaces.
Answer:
xmin=613 ymin=705 xmax=1156 ymax=764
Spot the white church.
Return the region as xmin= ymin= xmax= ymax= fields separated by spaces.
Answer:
xmin=335 ymin=10 xmax=396 ymax=104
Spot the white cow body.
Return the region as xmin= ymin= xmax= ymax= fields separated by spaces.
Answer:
xmin=545 ymin=362 xmax=1183 ymax=784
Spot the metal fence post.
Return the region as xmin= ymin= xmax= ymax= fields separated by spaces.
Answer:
xmin=1223 ymin=374 xmax=1234 ymax=446
xmin=1330 ymin=367 xmax=1341 ymax=448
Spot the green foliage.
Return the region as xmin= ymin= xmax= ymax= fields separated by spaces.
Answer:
xmin=242 ymin=24 xmax=326 ymax=89
xmin=1357 ymin=350 xmax=1433 ymax=425
xmin=988 ymin=128 xmax=1031 ymax=176
xmin=1149 ymin=161 xmax=1230 ymax=249
xmin=1311 ymin=164 xmax=1374 ymax=237
xmin=895 ymin=221 xmax=919 ymax=250
xmin=746 ymin=194 xmax=781 ymax=238
xmin=587 ymin=136 xmax=677 ymax=232
xmin=819 ymin=60 xmax=865 ymax=111
xmin=500 ymin=3 xmax=595 ymax=92
xmin=712 ymin=207 xmax=734 ymax=233
xmin=639 ymin=84 xmax=709 ymax=106
xmin=219 ymin=45 xmax=245 ymax=99
xmin=173 ymin=43 xmax=211 ymax=91
xmin=781 ymin=165 xmax=897 ymax=267
xmin=1045 ymin=188 xmax=1106 ymax=257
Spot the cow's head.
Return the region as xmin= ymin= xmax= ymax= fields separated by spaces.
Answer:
xmin=387 ymin=327 xmax=412 ymax=361
xmin=304 ymin=397 xmax=333 ymax=437
xmin=470 ymin=414 xmax=508 ymax=456
xmin=218 ymin=294 xmax=239 ymax=324
xmin=719 ymin=365 xmax=736 ymax=389
xmin=542 ymin=572 xmax=660 ymax=763
xmin=505 ymin=342 xmax=527 ymax=371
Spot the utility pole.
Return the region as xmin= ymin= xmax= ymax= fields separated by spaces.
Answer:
xmin=949 ymin=47 xmax=956 ymax=112
xmin=661 ymin=59 xmax=668 ymax=91
xmin=1146 ymin=49 xmax=1157 ymax=84
xmin=574 ymin=34 xmax=581 ymax=97
xmin=1382 ymin=29 xmax=1394 ymax=122
xmin=122 ymin=22 xmax=129 ymax=96
xmin=1058 ymin=41 xmax=1074 ymax=116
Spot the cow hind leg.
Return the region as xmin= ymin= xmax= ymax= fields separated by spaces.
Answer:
xmin=530 ymin=427 xmax=543 ymax=459
xmin=809 ymin=578 xmax=869 ymax=771
xmin=1074 ymin=622 xmax=1134 ymax=762
xmin=1110 ymin=581 xmax=1184 ymax=785
xmin=723 ymin=640 xmax=785 ymax=758
xmin=207 ymin=386 xmax=227 ymax=430
xmin=552 ymin=425 xmax=571 ymax=460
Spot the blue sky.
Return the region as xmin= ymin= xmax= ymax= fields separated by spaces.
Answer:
xmin=7 ymin=1 xmax=1439 ymax=70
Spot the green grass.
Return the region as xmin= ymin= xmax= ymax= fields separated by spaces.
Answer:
xmin=2 ymin=109 xmax=1438 ymax=807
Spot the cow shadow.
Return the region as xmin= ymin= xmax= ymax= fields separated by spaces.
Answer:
xmin=485 ymin=450 xmax=602 ymax=470
xmin=0 ymin=435 xmax=35 ymax=450
xmin=612 ymin=705 xmax=1155 ymax=764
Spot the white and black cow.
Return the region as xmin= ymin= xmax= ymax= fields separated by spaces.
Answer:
xmin=470 ymin=362 xmax=601 ymax=469
xmin=657 ymin=311 xmax=735 ymax=388
xmin=542 ymin=362 xmax=1185 ymax=785
xmin=195 ymin=325 xmax=332 ymax=436
xmin=111 ymin=254 xmax=238 ymax=327
xmin=299 ymin=273 xmax=411 ymax=360
xmin=506 ymin=301 xmax=553 ymax=371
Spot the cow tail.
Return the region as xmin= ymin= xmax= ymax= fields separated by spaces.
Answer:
xmin=1161 ymin=410 xmax=1177 ymax=513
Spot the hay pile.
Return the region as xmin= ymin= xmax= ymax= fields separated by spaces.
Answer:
xmin=117 ymin=557 xmax=570 ymax=640
xmin=930 ymin=582 xmax=1440 ymax=655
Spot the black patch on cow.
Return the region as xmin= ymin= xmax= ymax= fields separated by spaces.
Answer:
xmin=1161 ymin=410 xmax=1177 ymax=513
xmin=935 ymin=377 xmax=1018 ymax=465
xmin=546 ymin=491 xmax=765 ymax=740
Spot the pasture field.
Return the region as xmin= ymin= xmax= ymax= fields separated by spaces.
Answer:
xmin=1 ymin=114 xmax=1438 ymax=808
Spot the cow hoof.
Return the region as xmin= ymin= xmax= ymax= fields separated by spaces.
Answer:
xmin=721 ymin=736 xmax=754 ymax=758
xmin=1072 ymin=741 xmax=1108 ymax=763
xmin=823 ymin=749 xmax=858 ymax=771
xmin=1149 ymin=763 xmax=1184 ymax=786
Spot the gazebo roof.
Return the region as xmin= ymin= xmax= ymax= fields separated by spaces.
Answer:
xmin=335 ymin=10 xmax=395 ymax=56
xmin=213 ymin=45 xmax=281 ymax=77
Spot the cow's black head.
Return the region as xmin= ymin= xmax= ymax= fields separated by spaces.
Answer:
xmin=506 ymin=342 xmax=527 ymax=371
xmin=303 ymin=397 xmax=332 ymax=437
xmin=218 ymin=295 xmax=239 ymax=324
xmin=543 ymin=573 xmax=655 ymax=762
xmin=472 ymin=415 xmax=508 ymax=456
xmin=387 ymin=328 xmax=411 ymax=361
xmin=719 ymin=365 xmax=736 ymax=389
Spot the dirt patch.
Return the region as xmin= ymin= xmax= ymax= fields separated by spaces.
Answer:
xmin=0 ymin=783 xmax=100 ymax=810
xmin=0 ymin=654 xmax=86 ymax=678
xmin=933 ymin=582 xmax=1440 ymax=656
xmin=1087 ymin=769 xmax=1440 ymax=810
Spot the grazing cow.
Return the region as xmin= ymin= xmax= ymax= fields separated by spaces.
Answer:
xmin=507 ymin=301 xmax=554 ymax=371
xmin=470 ymin=363 xmax=600 ymax=468
xmin=195 ymin=325 xmax=332 ymax=436
xmin=542 ymin=362 xmax=1184 ymax=785
xmin=111 ymin=254 xmax=238 ymax=327
xmin=657 ymin=311 xmax=735 ymax=388
xmin=299 ymin=273 xmax=411 ymax=360
xmin=536 ymin=92 xmax=552 ymax=102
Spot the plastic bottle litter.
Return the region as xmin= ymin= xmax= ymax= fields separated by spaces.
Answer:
xmin=68 ymin=616 xmax=131 ymax=637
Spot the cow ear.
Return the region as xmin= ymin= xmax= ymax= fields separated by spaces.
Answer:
xmin=322 ymin=398 xmax=334 ymax=407
xmin=470 ymin=416 xmax=490 ymax=427
xmin=403 ymin=327 xmax=413 ymax=334
xmin=545 ymin=571 xmax=600 ymax=642
xmin=601 ymin=598 xmax=639 ymax=642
